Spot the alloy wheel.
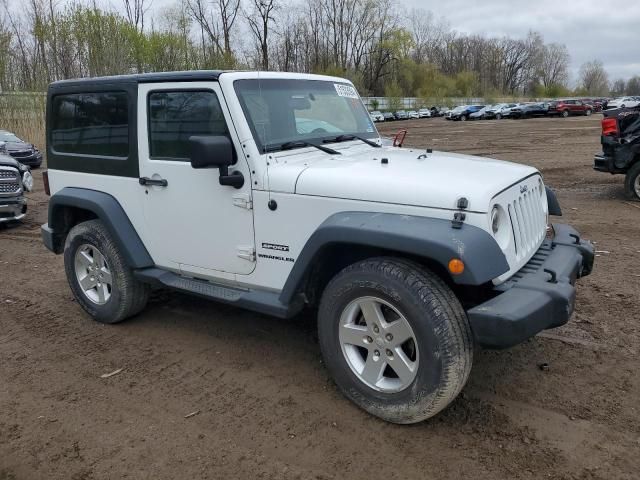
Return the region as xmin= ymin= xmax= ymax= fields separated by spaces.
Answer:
xmin=338 ymin=296 xmax=419 ymax=393
xmin=74 ymin=244 xmax=113 ymax=305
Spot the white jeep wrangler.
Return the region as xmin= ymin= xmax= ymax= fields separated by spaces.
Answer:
xmin=41 ymin=71 xmax=594 ymax=424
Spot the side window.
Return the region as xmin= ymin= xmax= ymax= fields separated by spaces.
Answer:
xmin=51 ymin=92 xmax=129 ymax=157
xmin=148 ymin=90 xmax=228 ymax=160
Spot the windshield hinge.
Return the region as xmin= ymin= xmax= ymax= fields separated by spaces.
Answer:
xmin=237 ymin=245 xmax=256 ymax=262
xmin=232 ymin=193 xmax=253 ymax=210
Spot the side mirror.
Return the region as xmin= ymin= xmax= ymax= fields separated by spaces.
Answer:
xmin=189 ymin=135 xmax=244 ymax=189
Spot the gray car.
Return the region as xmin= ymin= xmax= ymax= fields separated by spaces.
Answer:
xmin=0 ymin=142 xmax=34 ymax=224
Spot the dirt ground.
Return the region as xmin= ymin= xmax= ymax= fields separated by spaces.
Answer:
xmin=1 ymin=115 xmax=638 ymax=479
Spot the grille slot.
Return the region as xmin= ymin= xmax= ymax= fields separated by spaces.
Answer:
xmin=507 ymin=184 xmax=546 ymax=261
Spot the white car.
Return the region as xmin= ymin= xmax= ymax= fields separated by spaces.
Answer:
xmin=606 ymin=97 xmax=640 ymax=109
xmin=369 ymin=110 xmax=385 ymax=122
xmin=408 ymin=110 xmax=419 ymax=119
xmin=41 ymin=70 xmax=594 ymax=425
xmin=418 ymin=108 xmax=431 ymax=118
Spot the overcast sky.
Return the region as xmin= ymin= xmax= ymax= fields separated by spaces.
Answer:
xmin=410 ymin=0 xmax=640 ymax=83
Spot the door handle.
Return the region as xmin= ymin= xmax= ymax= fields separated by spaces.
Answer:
xmin=139 ymin=177 xmax=168 ymax=187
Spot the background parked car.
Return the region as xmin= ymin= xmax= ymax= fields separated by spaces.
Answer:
xmin=0 ymin=130 xmax=43 ymax=168
xmin=382 ymin=111 xmax=395 ymax=121
xmin=548 ymin=99 xmax=594 ymax=117
xmin=483 ymin=103 xmax=517 ymax=119
xmin=0 ymin=141 xmax=34 ymax=224
xmin=369 ymin=110 xmax=385 ymax=122
xmin=510 ymin=102 xmax=550 ymax=119
xmin=449 ymin=105 xmax=485 ymax=121
xmin=606 ymin=97 xmax=640 ymax=109
xmin=408 ymin=110 xmax=419 ymax=119
xmin=432 ymin=106 xmax=449 ymax=117
xmin=469 ymin=105 xmax=492 ymax=120
xmin=418 ymin=108 xmax=431 ymax=118
xmin=394 ymin=110 xmax=409 ymax=120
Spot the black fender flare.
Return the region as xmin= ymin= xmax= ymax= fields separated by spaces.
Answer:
xmin=545 ymin=186 xmax=562 ymax=216
xmin=279 ymin=212 xmax=509 ymax=305
xmin=46 ymin=187 xmax=154 ymax=269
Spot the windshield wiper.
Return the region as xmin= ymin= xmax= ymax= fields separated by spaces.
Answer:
xmin=264 ymin=140 xmax=341 ymax=155
xmin=322 ymin=134 xmax=381 ymax=148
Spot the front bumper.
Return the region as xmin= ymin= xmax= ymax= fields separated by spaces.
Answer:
xmin=9 ymin=152 xmax=42 ymax=167
xmin=0 ymin=196 xmax=27 ymax=223
xmin=467 ymin=224 xmax=594 ymax=349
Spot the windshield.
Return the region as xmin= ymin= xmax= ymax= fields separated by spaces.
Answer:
xmin=0 ymin=131 xmax=21 ymax=143
xmin=234 ymin=79 xmax=377 ymax=152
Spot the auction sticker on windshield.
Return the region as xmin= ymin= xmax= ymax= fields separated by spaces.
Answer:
xmin=334 ymin=84 xmax=359 ymax=98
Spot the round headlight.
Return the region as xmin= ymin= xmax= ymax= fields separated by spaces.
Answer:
xmin=491 ymin=205 xmax=500 ymax=234
xmin=22 ymin=170 xmax=34 ymax=192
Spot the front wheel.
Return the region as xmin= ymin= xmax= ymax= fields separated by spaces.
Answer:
xmin=561 ymin=110 xmax=569 ymax=118
xmin=585 ymin=109 xmax=592 ymax=116
xmin=318 ymin=257 xmax=473 ymax=424
xmin=495 ymin=113 xmax=502 ymax=120
xmin=460 ymin=115 xmax=467 ymax=121
xmin=624 ymin=162 xmax=640 ymax=201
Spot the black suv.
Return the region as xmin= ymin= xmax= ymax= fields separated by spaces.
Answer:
xmin=0 ymin=130 xmax=43 ymax=168
xmin=594 ymin=106 xmax=640 ymax=199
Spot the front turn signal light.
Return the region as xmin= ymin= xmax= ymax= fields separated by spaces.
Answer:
xmin=448 ymin=258 xmax=465 ymax=275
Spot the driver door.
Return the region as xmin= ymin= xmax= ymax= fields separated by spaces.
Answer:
xmin=137 ymin=82 xmax=255 ymax=279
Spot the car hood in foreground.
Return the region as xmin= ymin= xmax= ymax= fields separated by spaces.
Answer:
xmin=267 ymin=144 xmax=538 ymax=213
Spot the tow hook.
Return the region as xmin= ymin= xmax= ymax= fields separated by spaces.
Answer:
xmin=544 ymin=268 xmax=558 ymax=283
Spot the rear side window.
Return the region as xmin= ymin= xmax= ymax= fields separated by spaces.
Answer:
xmin=51 ymin=92 xmax=129 ymax=157
xmin=148 ymin=90 xmax=228 ymax=160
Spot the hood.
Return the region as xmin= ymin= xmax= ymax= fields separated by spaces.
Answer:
xmin=4 ymin=141 xmax=33 ymax=152
xmin=269 ymin=144 xmax=538 ymax=212
xmin=0 ymin=153 xmax=21 ymax=168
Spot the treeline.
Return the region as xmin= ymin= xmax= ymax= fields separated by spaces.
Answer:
xmin=0 ymin=0 xmax=632 ymax=97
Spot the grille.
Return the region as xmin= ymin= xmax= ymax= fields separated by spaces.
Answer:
xmin=507 ymin=184 xmax=547 ymax=261
xmin=0 ymin=167 xmax=20 ymax=195
xmin=0 ymin=182 xmax=20 ymax=194
xmin=11 ymin=150 xmax=32 ymax=158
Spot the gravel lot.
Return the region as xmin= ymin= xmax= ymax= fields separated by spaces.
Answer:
xmin=1 ymin=115 xmax=638 ymax=479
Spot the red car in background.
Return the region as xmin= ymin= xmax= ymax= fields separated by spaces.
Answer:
xmin=548 ymin=99 xmax=595 ymax=117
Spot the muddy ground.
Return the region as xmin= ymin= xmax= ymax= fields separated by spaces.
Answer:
xmin=1 ymin=115 xmax=638 ymax=479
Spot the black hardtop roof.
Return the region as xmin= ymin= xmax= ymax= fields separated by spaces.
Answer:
xmin=49 ymin=70 xmax=228 ymax=90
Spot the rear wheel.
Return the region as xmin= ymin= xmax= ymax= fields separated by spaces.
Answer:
xmin=585 ymin=109 xmax=592 ymax=116
xmin=318 ymin=257 xmax=473 ymax=424
xmin=624 ymin=162 xmax=640 ymax=201
xmin=460 ymin=115 xmax=467 ymax=121
xmin=64 ymin=220 xmax=149 ymax=324
xmin=496 ymin=113 xmax=502 ymax=120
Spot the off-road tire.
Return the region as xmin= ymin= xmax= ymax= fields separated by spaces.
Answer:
xmin=624 ymin=161 xmax=640 ymax=201
xmin=64 ymin=220 xmax=149 ymax=324
xmin=318 ymin=257 xmax=473 ymax=424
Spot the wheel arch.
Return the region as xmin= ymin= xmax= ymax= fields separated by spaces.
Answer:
xmin=45 ymin=187 xmax=154 ymax=269
xmin=279 ymin=212 xmax=509 ymax=306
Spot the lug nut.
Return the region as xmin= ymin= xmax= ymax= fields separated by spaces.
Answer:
xmin=374 ymin=350 xmax=380 ymax=357
xmin=386 ymin=349 xmax=393 ymax=357
xmin=365 ymin=336 xmax=373 ymax=343
xmin=373 ymin=325 xmax=379 ymax=333
xmin=385 ymin=334 xmax=393 ymax=341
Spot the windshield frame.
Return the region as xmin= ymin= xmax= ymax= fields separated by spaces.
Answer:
xmin=233 ymin=78 xmax=379 ymax=153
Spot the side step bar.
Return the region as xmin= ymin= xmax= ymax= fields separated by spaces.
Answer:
xmin=134 ymin=268 xmax=304 ymax=319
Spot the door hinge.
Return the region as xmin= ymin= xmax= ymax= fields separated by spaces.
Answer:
xmin=232 ymin=193 xmax=253 ymax=210
xmin=237 ymin=245 xmax=256 ymax=262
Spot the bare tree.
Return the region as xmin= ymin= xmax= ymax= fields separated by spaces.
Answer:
xmin=579 ymin=60 xmax=609 ymax=96
xmin=123 ymin=0 xmax=152 ymax=32
xmin=539 ymin=43 xmax=569 ymax=88
xmin=611 ymin=78 xmax=626 ymax=96
xmin=246 ymin=0 xmax=277 ymax=70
